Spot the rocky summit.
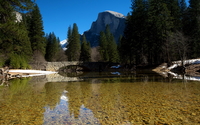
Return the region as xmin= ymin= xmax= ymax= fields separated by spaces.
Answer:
xmin=84 ymin=10 xmax=126 ymax=47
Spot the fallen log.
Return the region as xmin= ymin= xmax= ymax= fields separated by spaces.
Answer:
xmin=0 ymin=66 xmax=10 ymax=79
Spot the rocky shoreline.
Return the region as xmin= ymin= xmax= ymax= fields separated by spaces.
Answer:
xmin=153 ymin=59 xmax=200 ymax=80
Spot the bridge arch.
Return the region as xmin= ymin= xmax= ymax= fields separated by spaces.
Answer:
xmin=46 ymin=61 xmax=81 ymax=71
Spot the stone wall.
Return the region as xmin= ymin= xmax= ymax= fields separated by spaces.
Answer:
xmin=46 ymin=61 xmax=81 ymax=71
xmin=29 ymin=62 xmax=47 ymax=70
xmin=30 ymin=61 xmax=114 ymax=72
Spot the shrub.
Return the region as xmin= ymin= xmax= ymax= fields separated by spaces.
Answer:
xmin=9 ymin=54 xmax=20 ymax=69
xmin=9 ymin=54 xmax=30 ymax=69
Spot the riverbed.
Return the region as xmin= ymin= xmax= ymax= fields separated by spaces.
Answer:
xmin=0 ymin=71 xmax=199 ymax=124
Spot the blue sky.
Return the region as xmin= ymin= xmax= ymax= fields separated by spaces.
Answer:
xmin=36 ymin=0 xmax=189 ymax=41
xmin=36 ymin=0 xmax=132 ymax=41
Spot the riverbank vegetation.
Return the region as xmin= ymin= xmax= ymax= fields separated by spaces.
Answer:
xmin=119 ymin=0 xmax=200 ymax=66
xmin=0 ymin=0 xmax=66 ymax=69
xmin=1 ymin=0 xmax=200 ymax=70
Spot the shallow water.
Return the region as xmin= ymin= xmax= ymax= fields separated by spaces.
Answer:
xmin=0 ymin=71 xmax=200 ymax=125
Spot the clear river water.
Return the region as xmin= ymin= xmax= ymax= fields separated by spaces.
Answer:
xmin=0 ymin=70 xmax=200 ymax=125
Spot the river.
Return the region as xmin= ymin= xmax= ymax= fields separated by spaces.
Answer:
xmin=0 ymin=71 xmax=199 ymax=124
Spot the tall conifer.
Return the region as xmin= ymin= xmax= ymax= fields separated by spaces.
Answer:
xmin=65 ymin=23 xmax=81 ymax=61
xmin=45 ymin=32 xmax=60 ymax=61
xmin=0 ymin=0 xmax=34 ymax=66
xmin=28 ymin=4 xmax=46 ymax=55
xmin=65 ymin=26 xmax=72 ymax=60
xmin=99 ymin=31 xmax=109 ymax=61
xmin=80 ymin=35 xmax=91 ymax=62
xmin=186 ymin=0 xmax=200 ymax=58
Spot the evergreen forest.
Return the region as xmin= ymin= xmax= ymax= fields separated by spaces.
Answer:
xmin=1 ymin=0 xmax=200 ymax=69
xmin=119 ymin=0 xmax=200 ymax=66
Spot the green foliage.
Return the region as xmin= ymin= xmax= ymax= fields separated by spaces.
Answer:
xmin=107 ymin=33 xmax=119 ymax=63
xmin=80 ymin=35 xmax=91 ymax=62
xmin=9 ymin=54 xmax=30 ymax=69
xmin=45 ymin=32 xmax=61 ymax=61
xmin=99 ymin=25 xmax=119 ymax=62
xmin=9 ymin=78 xmax=31 ymax=95
xmin=148 ymin=0 xmax=172 ymax=64
xmin=65 ymin=26 xmax=72 ymax=60
xmin=99 ymin=31 xmax=109 ymax=61
xmin=10 ymin=54 xmax=19 ymax=69
xmin=27 ymin=4 xmax=46 ymax=55
xmin=0 ymin=1 xmax=33 ymax=60
xmin=65 ymin=23 xmax=81 ymax=61
xmin=20 ymin=56 xmax=29 ymax=69
xmin=0 ymin=0 xmax=35 ymax=67
xmin=119 ymin=13 xmax=133 ymax=64
xmin=183 ymin=0 xmax=200 ymax=58
xmin=120 ymin=0 xmax=150 ymax=64
xmin=121 ymin=0 xmax=189 ymax=65
xmin=0 ymin=61 xmax=4 ymax=67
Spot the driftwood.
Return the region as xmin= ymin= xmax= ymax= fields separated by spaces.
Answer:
xmin=0 ymin=66 xmax=10 ymax=86
xmin=0 ymin=66 xmax=10 ymax=79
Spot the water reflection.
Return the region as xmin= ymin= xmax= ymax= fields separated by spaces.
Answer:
xmin=43 ymin=90 xmax=100 ymax=125
xmin=0 ymin=78 xmax=45 ymax=124
xmin=168 ymin=71 xmax=200 ymax=81
xmin=0 ymin=72 xmax=199 ymax=124
xmin=111 ymin=72 xmax=121 ymax=75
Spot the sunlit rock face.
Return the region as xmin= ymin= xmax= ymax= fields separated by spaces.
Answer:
xmin=84 ymin=10 xmax=126 ymax=47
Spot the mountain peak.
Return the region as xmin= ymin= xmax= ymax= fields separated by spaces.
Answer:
xmin=83 ymin=10 xmax=126 ymax=47
xmin=105 ymin=10 xmax=125 ymax=18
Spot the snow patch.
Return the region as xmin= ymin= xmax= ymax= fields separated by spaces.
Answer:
xmin=60 ymin=39 xmax=67 ymax=45
xmin=60 ymin=39 xmax=68 ymax=50
xmin=9 ymin=69 xmax=57 ymax=77
xmin=168 ymin=59 xmax=200 ymax=70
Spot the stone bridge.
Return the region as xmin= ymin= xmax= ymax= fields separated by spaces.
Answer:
xmin=46 ymin=61 xmax=82 ymax=71
xmin=29 ymin=61 xmax=81 ymax=71
xmin=30 ymin=61 xmax=116 ymax=72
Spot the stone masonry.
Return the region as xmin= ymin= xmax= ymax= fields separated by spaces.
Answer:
xmin=46 ymin=61 xmax=81 ymax=71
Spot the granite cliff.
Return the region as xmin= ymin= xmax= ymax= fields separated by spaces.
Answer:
xmin=83 ymin=10 xmax=126 ymax=47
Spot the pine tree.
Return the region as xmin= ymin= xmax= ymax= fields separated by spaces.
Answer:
xmin=45 ymin=32 xmax=60 ymax=61
xmin=0 ymin=0 xmax=34 ymax=66
xmin=185 ymin=0 xmax=200 ymax=58
xmin=121 ymin=0 xmax=149 ymax=64
xmin=45 ymin=33 xmax=55 ymax=62
xmin=148 ymin=0 xmax=172 ymax=64
xmin=71 ymin=23 xmax=81 ymax=61
xmin=104 ymin=25 xmax=119 ymax=62
xmin=14 ymin=22 xmax=32 ymax=58
xmin=120 ymin=13 xmax=134 ymax=64
xmin=180 ymin=0 xmax=188 ymax=33
xmin=108 ymin=34 xmax=119 ymax=63
xmin=165 ymin=0 xmax=181 ymax=31
xmin=98 ymin=25 xmax=119 ymax=62
xmin=80 ymin=35 xmax=91 ymax=62
xmin=65 ymin=26 xmax=72 ymax=60
xmin=131 ymin=0 xmax=149 ymax=64
xmin=27 ymin=4 xmax=46 ymax=56
xmin=65 ymin=23 xmax=81 ymax=61
xmin=99 ymin=31 xmax=109 ymax=61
